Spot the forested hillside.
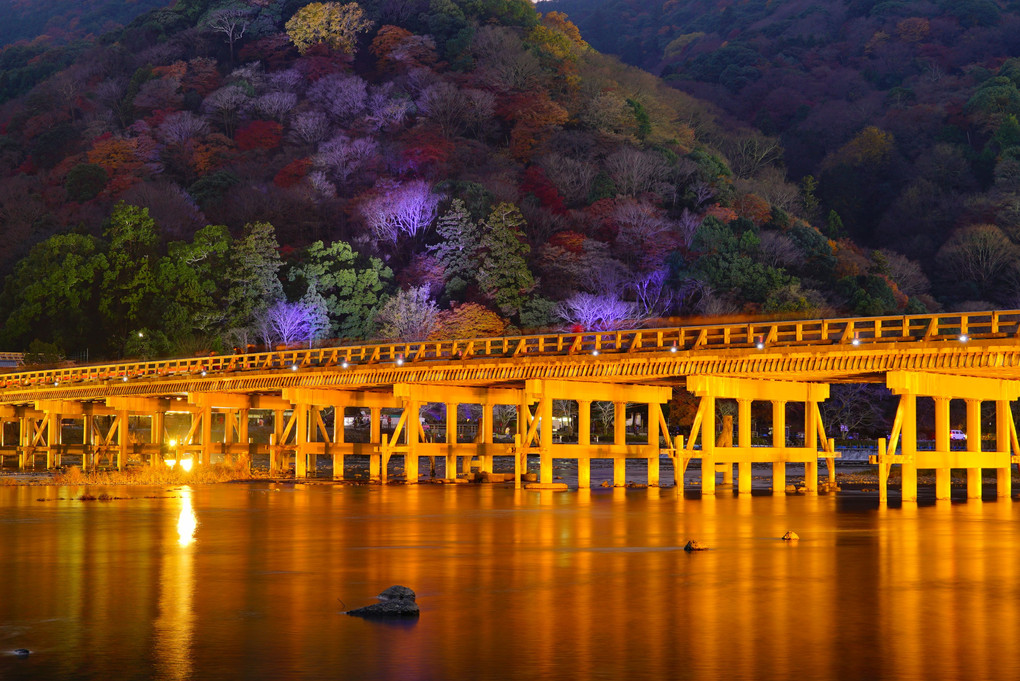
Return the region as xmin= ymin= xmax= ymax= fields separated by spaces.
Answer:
xmin=0 ymin=0 xmax=933 ymax=362
xmin=546 ymin=0 xmax=1020 ymax=309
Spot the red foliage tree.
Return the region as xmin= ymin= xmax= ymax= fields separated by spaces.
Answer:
xmin=520 ymin=165 xmax=567 ymax=214
xmin=235 ymin=120 xmax=283 ymax=151
xmin=273 ymin=158 xmax=312 ymax=188
xmin=398 ymin=127 xmax=453 ymax=177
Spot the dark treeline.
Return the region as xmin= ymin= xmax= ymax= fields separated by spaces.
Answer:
xmin=546 ymin=0 xmax=1020 ymax=310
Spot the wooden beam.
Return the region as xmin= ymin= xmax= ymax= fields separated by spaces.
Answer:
xmin=524 ymin=379 xmax=672 ymax=404
xmin=686 ymin=375 xmax=830 ymax=402
xmin=886 ymin=371 xmax=1020 ymax=401
xmin=187 ymin=392 xmax=251 ymax=410
xmin=392 ymin=383 xmax=525 ymax=405
xmin=282 ymin=387 xmax=398 ymax=408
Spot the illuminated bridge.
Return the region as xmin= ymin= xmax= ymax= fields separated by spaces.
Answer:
xmin=2 ymin=310 xmax=1020 ymax=502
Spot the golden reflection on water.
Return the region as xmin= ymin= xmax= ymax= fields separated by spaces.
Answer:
xmin=154 ymin=486 xmax=196 ymax=681
xmin=4 ymin=484 xmax=1020 ymax=679
xmin=176 ymin=486 xmax=197 ymax=547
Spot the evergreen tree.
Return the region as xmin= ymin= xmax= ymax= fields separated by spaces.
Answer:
xmin=226 ymin=221 xmax=284 ymax=333
xmin=476 ymin=202 xmax=535 ymax=317
xmin=287 ymin=240 xmax=392 ymax=340
xmin=432 ymin=199 xmax=480 ymax=300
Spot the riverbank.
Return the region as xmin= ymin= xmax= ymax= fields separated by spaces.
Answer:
xmin=3 ymin=459 xmax=1014 ymax=496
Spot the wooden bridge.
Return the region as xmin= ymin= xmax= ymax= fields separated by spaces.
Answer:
xmin=2 ymin=310 xmax=1020 ymax=502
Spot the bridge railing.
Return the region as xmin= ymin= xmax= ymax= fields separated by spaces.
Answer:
xmin=2 ymin=310 xmax=1018 ymax=390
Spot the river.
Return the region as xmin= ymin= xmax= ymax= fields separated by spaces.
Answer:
xmin=0 ymin=482 xmax=1018 ymax=680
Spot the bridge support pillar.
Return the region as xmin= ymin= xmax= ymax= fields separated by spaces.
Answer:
xmin=613 ymin=401 xmax=626 ymax=487
xmin=237 ymin=408 xmax=250 ymax=470
xmin=151 ymin=411 xmax=165 ymax=467
xmin=370 ymin=407 xmax=382 ymax=481
xmin=116 ymin=410 xmax=129 ymax=471
xmin=445 ymin=402 xmax=457 ymax=481
xmin=516 ymin=399 xmax=528 ymax=488
xmin=701 ymin=396 xmax=716 ymax=494
xmin=294 ymin=404 xmax=310 ymax=478
xmin=540 ymin=395 xmax=554 ymax=484
xmin=966 ymin=399 xmax=982 ymax=499
xmin=718 ymin=414 xmax=734 ymax=487
xmin=578 ymin=400 xmax=591 ymax=489
xmin=686 ymin=377 xmax=833 ymax=496
xmin=996 ymin=400 xmax=1012 ymax=498
xmin=333 ymin=407 xmax=346 ymax=481
xmin=804 ymin=401 xmax=819 ymax=494
xmin=737 ymin=400 xmax=752 ymax=494
xmin=478 ymin=403 xmax=493 ymax=475
xmin=199 ymin=405 xmax=213 ymax=467
xmin=45 ymin=412 xmax=60 ymax=469
xmin=271 ymin=409 xmax=284 ymax=474
xmin=884 ymin=372 xmax=1020 ymax=504
xmin=83 ymin=413 xmax=95 ymax=471
xmin=934 ymin=397 xmax=951 ymax=499
xmin=647 ymin=404 xmax=660 ymax=486
xmin=405 ymin=400 xmax=420 ymax=483
xmin=772 ymin=401 xmax=786 ymax=493
xmin=900 ymin=394 xmax=918 ymax=503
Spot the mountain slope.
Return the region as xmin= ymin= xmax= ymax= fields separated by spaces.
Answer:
xmin=0 ymin=0 xmax=931 ymax=360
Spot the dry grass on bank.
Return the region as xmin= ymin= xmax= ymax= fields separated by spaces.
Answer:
xmin=52 ymin=457 xmax=260 ymax=486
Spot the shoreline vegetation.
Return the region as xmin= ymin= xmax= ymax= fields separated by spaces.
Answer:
xmin=1 ymin=460 xmax=1016 ymax=496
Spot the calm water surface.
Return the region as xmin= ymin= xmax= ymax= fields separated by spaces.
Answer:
xmin=0 ymin=482 xmax=1018 ymax=681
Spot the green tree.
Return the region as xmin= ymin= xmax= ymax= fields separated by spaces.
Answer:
xmin=431 ymin=199 xmax=480 ymax=300
xmin=476 ymin=203 xmax=535 ymax=317
xmin=153 ymin=224 xmax=232 ymax=346
xmin=64 ymin=163 xmax=108 ymax=202
xmin=287 ymin=240 xmax=393 ymax=340
xmin=0 ymin=233 xmax=104 ymax=353
xmin=226 ymin=221 xmax=284 ymax=332
xmin=98 ymin=203 xmax=161 ymax=343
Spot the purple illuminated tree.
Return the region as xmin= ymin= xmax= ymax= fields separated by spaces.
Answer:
xmin=360 ymin=180 xmax=440 ymax=244
xmin=314 ymin=134 xmax=377 ymax=189
xmin=555 ymin=292 xmax=642 ymax=331
xmin=257 ymin=296 xmax=329 ymax=347
xmin=308 ymin=73 xmax=368 ymax=125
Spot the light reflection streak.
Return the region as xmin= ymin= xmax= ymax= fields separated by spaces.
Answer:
xmin=154 ymin=486 xmax=197 ymax=681
xmin=177 ymin=486 xmax=198 ymax=547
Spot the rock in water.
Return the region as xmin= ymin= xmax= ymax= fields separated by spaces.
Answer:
xmin=781 ymin=530 xmax=799 ymax=541
xmin=346 ymin=585 xmax=420 ymax=618
xmin=378 ymin=585 xmax=415 ymax=601
xmin=683 ymin=540 xmax=709 ymax=552
xmin=13 ymin=649 xmax=30 ymax=657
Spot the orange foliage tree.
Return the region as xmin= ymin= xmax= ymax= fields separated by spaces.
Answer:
xmin=430 ymin=303 xmax=509 ymax=340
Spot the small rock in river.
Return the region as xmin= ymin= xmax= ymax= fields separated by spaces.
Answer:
xmin=13 ymin=649 xmax=30 ymax=657
xmin=346 ymin=585 xmax=420 ymax=619
xmin=683 ymin=540 xmax=709 ymax=552
xmin=781 ymin=530 xmax=799 ymax=541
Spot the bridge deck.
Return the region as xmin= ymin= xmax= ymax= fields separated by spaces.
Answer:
xmin=1 ymin=310 xmax=1019 ymax=404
